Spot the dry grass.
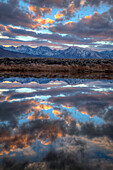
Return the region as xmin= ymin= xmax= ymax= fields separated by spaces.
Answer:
xmin=0 ymin=58 xmax=113 ymax=73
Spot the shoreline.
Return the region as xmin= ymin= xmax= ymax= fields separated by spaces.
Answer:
xmin=1 ymin=71 xmax=113 ymax=80
xmin=0 ymin=58 xmax=113 ymax=79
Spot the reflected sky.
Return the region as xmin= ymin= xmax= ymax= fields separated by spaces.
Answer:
xmin=0 ymin=77 xmax=113 ymax=168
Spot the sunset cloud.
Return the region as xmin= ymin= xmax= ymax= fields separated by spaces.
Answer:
xmin=0 ymin=0 xmax=113 ymax=50
xmin=36 ymin=18 xmax=55 ymax=25
xmin=55 ymin=1 xmax=78 ymax=21
xmin=55 ymin=13 xmax=64 ymax=21
xmin=23 ymin=0 xmax=77 ymax=8
xmin=50 ymin=9 xmax=113 ymax=39
xmin=53 ymin=110 xmax=61 ymax=115
xmin=29 ymin=5 xmax=52 ymax=18
xmin=84 ymin=0 xmax=113 ymax=6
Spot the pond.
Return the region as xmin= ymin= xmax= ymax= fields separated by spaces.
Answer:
xmin=0 ymin=77 xmax=113 ymax=169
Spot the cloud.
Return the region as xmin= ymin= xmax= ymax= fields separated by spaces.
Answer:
xmin=80 ymin=122 xmax=113 ymax=140
xmin=23 ymin=0 xmax=81 ymax=9
xmin=59 ymin=1 xmax=78 ymax=20
xmin=0 ymin=1 xmax=40 ymax=29
xmin=0 ymin=119 xmax=67 ymax=155
xmin=54 ymin=1 xmax=79 ymax=21
xmin=0 ymin=26 xmax=94 ymax=46
xmin=23 ymin=0 xmax=113 ymax=9
xmin=55 ymin=13 xmax=64 ymax=21
xmin=0 ymin=100 xmax=34 ymax=125
xmin=35 ymin=18 xmax=55 ymax=25
xmin=92 ymin=44 xmax=113 ymax=51
xmin=104 ymin=107 xmax=113 ymax=123
xmin=40 ymin=7 xmax=52 ymax=14
xmin=84 ymin=0 xmax=113 ymax=7
xmin=28 ymin=5 xmax=52 ymax=18
xmin=0 ymin=0 xmax=113 ymax=50
xmin=7 ymin=0 xmax=19 ymax=6
xmin=0 ymin=38 xmax=68 ymax=49
xmin=50 ymin=91 xmax=113 ymax=119
xmin=53 ymin=110 xmax=61 ymax=115
xmin=1 ymin=25 xmax=37 ymax=37
xmin=50 ymin=9 xmax=113 ymax=39
xmin=0 ymin=24 xmax=5 ymax=31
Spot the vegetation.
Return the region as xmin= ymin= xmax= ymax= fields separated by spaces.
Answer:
xmin=0 ymin=58 xmax=113 ymax=73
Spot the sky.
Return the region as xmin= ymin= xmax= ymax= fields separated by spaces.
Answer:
xmin=0 ymin=0 xmax=113 ymax=51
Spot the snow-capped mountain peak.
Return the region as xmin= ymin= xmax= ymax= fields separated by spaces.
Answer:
xmin=2 ymin=45 xmax=113 ymax=59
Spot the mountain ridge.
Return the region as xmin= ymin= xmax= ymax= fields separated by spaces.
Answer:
xmin=0 ymin=45 xmax=113 ymax=59
xmin=1 ymin=77 xmax=113 ymax=85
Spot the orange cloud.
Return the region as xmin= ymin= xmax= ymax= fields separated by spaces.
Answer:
xmin=55 ymin=1 xmax=77 ymax=21
xmin=28 ymin=113 xmax=49 ymax=120
xmin=0 ymin=117 xmax=66 ymax=156
xmin=5 ymin=26 xmax=10 ymax=32
xmin=4 ymin=25 xmax=18 ymax=32
xmin=62 ymin=105 xmax=72 ymax=109
xmin=37 ymin=18 xmax=55 ymax=25
xmin=39 ymin=115 xmax=49 ymax=120
xmin=0 ymin=134 xmax=33 ymax=156
xmin=28 ymin=114 xmax=36 ymax=120
xmin=28 ymin=23 xmax=41 ymax=29
xmin=53 ymin=110 xmax=61 ymax=115
xmin=5 ymin=95 xmax=10 ymax=101
xmin=29 ymin=5 xmax=51 ymax=18
xmin=84 ymin=12 xmax=99 ymax=21
xmin=65 ymin=21 xmax=74 ymax=25
xmin=94 ymin=11 xmax=99 ymax=15
xmin=80 ymin=0 xmax=86 ymax=5
xmin=28 ymin=6 xmax=37 ymax=15
xmin=55 ymin=13 xmax=64 ymax=19
xmin=40 ymin=7 xmax=52 ymax=14
xmin=33 ymin=104 xmax=52 ymax=110
xmin=84 ymin=15 xmax=92 ymax=19
xmin=77 ymin=109 xmax=94 ymax=118
xmin=40 ymin=140 xmax=51 ymax=145
xmin=57 ymin=132 xmax=63 ymax=138
xmin=81 ymin=111 xmax=88 ymax=115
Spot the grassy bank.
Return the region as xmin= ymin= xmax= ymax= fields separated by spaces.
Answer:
xmin=0 ymin=58 xmax=113 ymax=73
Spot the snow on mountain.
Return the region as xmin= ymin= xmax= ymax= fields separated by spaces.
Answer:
xmin=3 ymin=45 xmax=113 ymax=59
xmin=56 ymin=46 xmax=102 ymax=59
xmin=3 ymin=45 xmax=55 ymax=56
xmin=0 ymin=47 xmax=31 ymax=58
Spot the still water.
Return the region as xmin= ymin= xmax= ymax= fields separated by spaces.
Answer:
xmin=0 ymin=77 xmax=113 ymax=169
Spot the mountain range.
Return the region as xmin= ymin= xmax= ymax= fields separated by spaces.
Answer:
xmin=0 ymin=77 xmax=89 ymax=84
xmin=0 ymin=77 xmax=112 ymax=85
xmin=0 ymin=45 xmax=113 ymax=59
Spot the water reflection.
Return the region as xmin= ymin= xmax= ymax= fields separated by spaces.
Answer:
xmin=0 ymin=78 xmax=113 ymax=169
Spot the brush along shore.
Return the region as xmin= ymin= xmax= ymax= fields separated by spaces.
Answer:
xmin=0 ymin=58 xmax=113 ymax=73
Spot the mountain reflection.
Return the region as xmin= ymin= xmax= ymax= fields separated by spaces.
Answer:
xmin=0 ymin=78 xmax=113 ymax=169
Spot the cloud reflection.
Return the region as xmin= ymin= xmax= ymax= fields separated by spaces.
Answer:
xmin=0 ymin=78 xmax=113 ymax=167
